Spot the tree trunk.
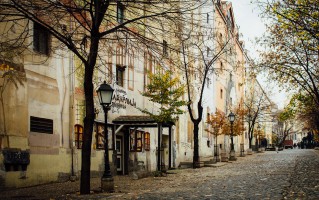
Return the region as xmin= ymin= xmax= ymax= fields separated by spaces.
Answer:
xmin=80 ymin=36 xmax=100 ymax=194
xmin=80 ymin=79 xmax=94 ymax=194
xmin=193 ymin=122 xmax=200 ymax=168
xmin=0 ymin=92 xmax=8 ymax=148
xmin=157 ymin=123 xmax=162 ymax=171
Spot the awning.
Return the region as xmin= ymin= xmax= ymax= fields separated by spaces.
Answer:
xmin=112 ymin=115 xmax=174 ymax=127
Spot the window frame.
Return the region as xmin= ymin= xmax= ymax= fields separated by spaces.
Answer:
xmin=130 ymin=129 xmax=143 ymax=152
xmin=163 ymin=40 xmax=168 ymax=57
xmin=144 ymin=132 xmax=150 ymax=151
xmin=95 ymin=122 xmax=113 ymax=150
xmin=107 ymin=48 xmax=113 ymax=84
xmin=116 ymin=45 xmax=126 ymax=87
xmin=116 ymin=65 xmax=125 ymax=87
xmin=128 ymin=49 xmax=134 ymax=90
xmin=33 ymin=22 xmax=50 ymax=55
xmin=147 ymin=52 xmax=153 ymax=85
xmin=74 ymin=124 xmax=83 ymax=149
xmin=117 ymin=2 xmax=125 ymax=24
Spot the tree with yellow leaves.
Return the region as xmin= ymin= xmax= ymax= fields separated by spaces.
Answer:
xmin=206 ymin=110 xmax=226 ymax=162
xmin=221 ymin=106 xmax=246 ymax=152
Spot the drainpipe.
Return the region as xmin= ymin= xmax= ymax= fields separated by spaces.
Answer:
xmin=60 ymin=55 xmax=67 ymax=147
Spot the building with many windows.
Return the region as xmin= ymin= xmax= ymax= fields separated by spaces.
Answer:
xmin=0 ymin=0 xmax=273 ymax=188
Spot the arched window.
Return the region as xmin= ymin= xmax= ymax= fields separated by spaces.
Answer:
xmin=74 ymin=124 xmax=83 ymax=149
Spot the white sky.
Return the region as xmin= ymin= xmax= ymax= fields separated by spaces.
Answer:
xmin=230 ymin=0 xmax=288 ymax=109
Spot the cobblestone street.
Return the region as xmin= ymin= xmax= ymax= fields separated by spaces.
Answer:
xmin=1 ymin=149 xmax=319 ymax=200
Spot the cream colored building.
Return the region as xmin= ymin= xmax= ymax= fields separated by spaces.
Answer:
xmin=0 ymin=0 xmax=268 ymax=189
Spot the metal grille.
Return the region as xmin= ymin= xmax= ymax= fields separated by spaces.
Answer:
xmin=30 ymin=116 xmax=53 ymax=134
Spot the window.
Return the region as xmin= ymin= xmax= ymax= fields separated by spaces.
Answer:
xmin=163 ymin=40 xmax=168 ymax=57
xmin=96 ymin=123 xmax=105 ymax=149
xmin=107 ymin=48 xmax=113 ymax=84
xmin=30 ymin=116 xmax=53 ymax=134
xmin=130 ymin=130 xmax=142 ymax=152
xmin=128 ymin=49 xmax=134 ymax=90
xmin=144 ymin=52 xmax=153 ymax=89
xmin=116 ymin=45 xmax=125 ymax=87
xmin=116 ymin=66 xmax=125 ymax=87
xmin=95 ymin=123 xmax=113 ymax=150
xmin=116 ymin=45 xmax=125 ymax=67
xmin=117 ymin=2 xmax=125 ymax=24
xmin=220 ymin=89 xmax=223 ymax=99
xmin=147 ymin=53 xmax=153 ymax=85
xmin=144 ymin=132 xmax=150 ymax=151
xmin=33 ymin=22 xmax=50 ymax=55
xmin=143 ymin=52 xmax=148 ymax=90
xmin=74 ymin=124 xmax=83 ymax=149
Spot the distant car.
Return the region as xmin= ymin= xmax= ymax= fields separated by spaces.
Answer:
xmin=284 ymin=140 xmax=293 ymax=149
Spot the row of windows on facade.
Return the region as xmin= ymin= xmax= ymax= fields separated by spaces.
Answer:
xmin=29 ymin=116 xmax=150 ymax=151
xmin=33 ymin=22 xmax=168 ymax=89
xmin=74 ymin=124 xmax=150 ymax=152
xmin=33 ymin=1 xmax=125 ymax=55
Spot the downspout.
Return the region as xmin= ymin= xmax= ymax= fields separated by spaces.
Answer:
xmin=70 ymin=50 xmax=75 ymax=178
xmin=60 ymin=55 xmax=67 ymax=147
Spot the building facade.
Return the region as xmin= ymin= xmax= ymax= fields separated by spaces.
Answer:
xmin=0 ymin=0 xmax=273 ymax=188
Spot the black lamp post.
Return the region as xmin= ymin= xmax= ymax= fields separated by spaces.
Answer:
xmin=228 ymin=112 xmax=236 ymax=161
xmin=97 ymin=81 xmax=114 ymax=192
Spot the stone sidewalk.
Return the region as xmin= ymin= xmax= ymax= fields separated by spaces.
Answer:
xmin=0 ymin=157 xmax=232 ymax=199
xmin=1 ymin=149 xmax=318 ymax=199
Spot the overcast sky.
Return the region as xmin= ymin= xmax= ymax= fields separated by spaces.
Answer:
xmin=229 ymin=0 xmax=288 ymax=109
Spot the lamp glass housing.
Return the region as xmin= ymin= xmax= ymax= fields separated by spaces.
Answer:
xmin=97 ymin=81 xmax=114 ymax=106
xmin=228 ymin=112 xmax=235 ymax=123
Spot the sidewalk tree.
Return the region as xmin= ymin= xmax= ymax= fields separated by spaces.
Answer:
xmin=276 ymin=106 xmax=294 ymax=147
xmin=180 ymin=19 xmax=236 ymax=167
xmin=140 ymin=66 xmax=187 ymax=124
xmin=206 ymin=110 xmax=226 ymax=157
xmin=244 ymin=77 xmax=271 ymax=149
xmin=255 ymin=0 xmax=319 ymax=107
xmin=140 ymin=66 xmax=187 ymax=171
xmin=0 ymin=0 xmax=204 ymax=194
xmin=221 ymin=105 xmax=246 ymax=148
xmin=289 ymin=93 xmax=319 ymax=131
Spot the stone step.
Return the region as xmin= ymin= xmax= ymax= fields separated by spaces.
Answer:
xmin=179 ymin=161 xmax=205 ymax=168
xmin=179 ymin=162 xmax=193 ymax=169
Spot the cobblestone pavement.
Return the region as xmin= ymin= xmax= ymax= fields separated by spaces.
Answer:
xmin=1 ymin=149 xmax=318 ymax=200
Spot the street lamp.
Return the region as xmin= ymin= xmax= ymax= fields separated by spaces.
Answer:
xmin=228 ymin=112 xmax=236 ymax=161
xmin=97 ymin=81 xmax=114 ymax=192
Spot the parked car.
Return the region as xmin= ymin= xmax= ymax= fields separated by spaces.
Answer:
xmin=284 ymin=140 xmax=293 ymax=149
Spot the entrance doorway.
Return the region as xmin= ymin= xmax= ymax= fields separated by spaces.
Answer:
xmin=116 ymin=135 xmax=124 ymax=175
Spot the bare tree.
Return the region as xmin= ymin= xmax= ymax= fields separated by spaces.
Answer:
xmin=244 ymin=77 xmax=272 ymax=149
xmin=179 ymin=1 xmax=241 ymax=167
xmin=0 ymin=0 xmax=205 ymax=194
